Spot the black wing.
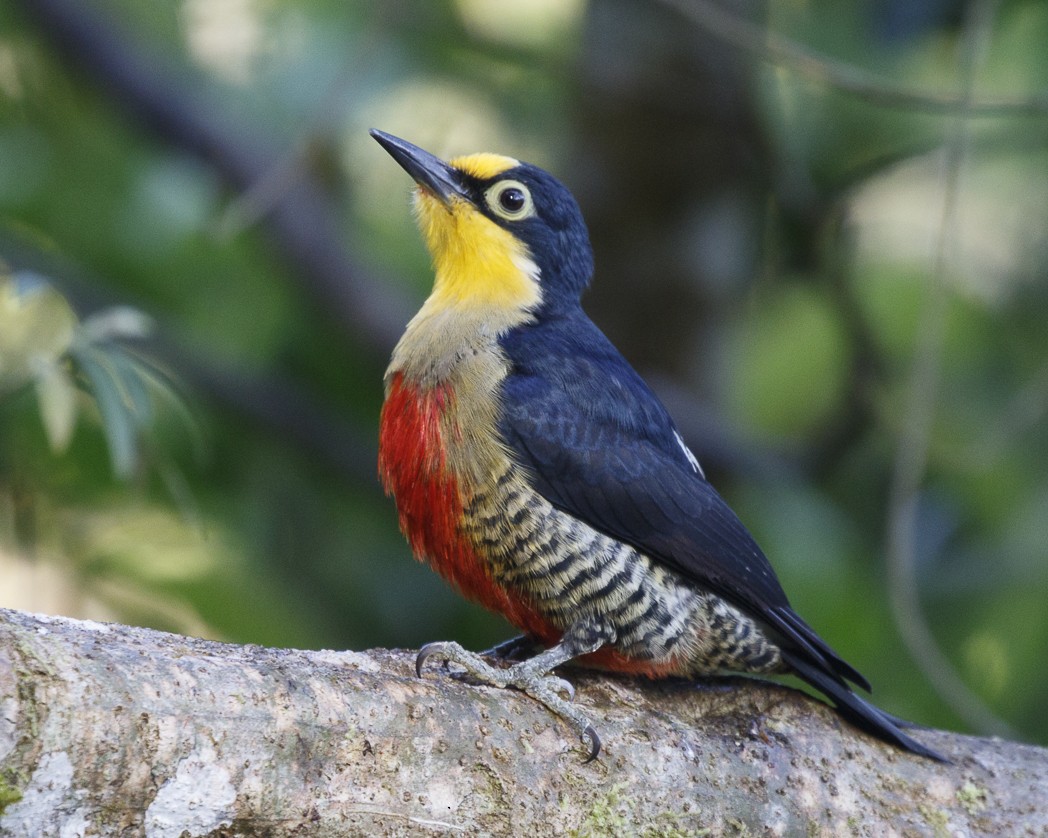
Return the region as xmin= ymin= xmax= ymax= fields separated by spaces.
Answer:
xmin=497 ymin=318 xmax=951 ymax=760
xmin=498 ymin=315 xmax=866 ymax=690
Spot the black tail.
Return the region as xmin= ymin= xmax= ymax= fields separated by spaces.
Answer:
xmin=783 ymin=651 xmax=948 ymax=762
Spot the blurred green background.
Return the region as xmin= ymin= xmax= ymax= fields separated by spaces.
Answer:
xmin=1 ymin=0 xmax=1046 ymax=746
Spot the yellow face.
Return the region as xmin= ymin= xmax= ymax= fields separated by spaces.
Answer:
xmin=412 ymin=153 xmax=542 ymax=314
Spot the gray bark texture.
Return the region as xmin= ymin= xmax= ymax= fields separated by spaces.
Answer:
xmin=0 ymin=608 xmax=1044 ymax=837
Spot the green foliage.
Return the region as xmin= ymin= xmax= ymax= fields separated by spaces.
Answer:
xmin=724 ymin=284 xmax=852 ymax=440
xmin=0 ymin=271 xmax=185 ymax=479
xmin=1 ymin=0 xmax=1046 ymax=748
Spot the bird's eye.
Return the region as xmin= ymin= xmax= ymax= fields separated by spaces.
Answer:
xmin=500 ymin=188 xmax=525 ymax=212
xmin=485 ymin=180 xmax=534 ymax=221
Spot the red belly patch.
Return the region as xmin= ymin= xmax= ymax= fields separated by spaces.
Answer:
xmin=379 ymin=373 xmax=681 ymax=676
xmin=379 ymin=373 xmax=552 ymax=636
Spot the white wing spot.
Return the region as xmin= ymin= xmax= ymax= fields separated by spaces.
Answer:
xmin=674 ymin=430 xmax=705 ymax=478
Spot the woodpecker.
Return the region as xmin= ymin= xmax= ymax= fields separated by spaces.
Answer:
xmin=371 ymin=129 xmax=941 ymax=762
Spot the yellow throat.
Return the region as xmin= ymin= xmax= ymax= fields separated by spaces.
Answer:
xmin=412 ymin=153 xmax=541 ymax=314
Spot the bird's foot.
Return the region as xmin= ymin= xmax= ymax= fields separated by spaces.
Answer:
xmin=480 ymin=634 xmax=544 ymax=663
xmin=416 ymin=640 xmax=601 ymax=761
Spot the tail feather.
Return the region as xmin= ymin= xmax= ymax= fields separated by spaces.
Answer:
xmin=773 ymin=606 xmax=871 ymax=691
xmin=783 ymin=650 xmax=948 ymax=762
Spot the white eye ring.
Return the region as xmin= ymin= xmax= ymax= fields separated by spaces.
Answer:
xmin=485 ymin=180 xmax=534 ymax=221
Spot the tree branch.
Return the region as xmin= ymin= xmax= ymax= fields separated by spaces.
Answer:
xmin=656 ymin=0 xmax=1048 ymax=116
xmin=0 ymin=608 xmax=1044 ymax=834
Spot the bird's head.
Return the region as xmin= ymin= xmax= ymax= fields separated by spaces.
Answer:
xmin=371 ymin=130 xmax=593 ymax=318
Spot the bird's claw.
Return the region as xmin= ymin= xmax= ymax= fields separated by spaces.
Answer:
xmin=416 ymin=641 xmax=454 ymax=677
xmin=582 ymin=725 xmax=602 ymax=763
xmin=414 ymin=640 xmax=600 ymax=761
xmin=547 ymin=675 xmax=575 ymax=702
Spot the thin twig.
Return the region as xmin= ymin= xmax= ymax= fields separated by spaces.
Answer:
xmin=884 ymin=0 xmax=1015 ymax=738
xmin=658 ymin=0 xmax=1048 ymax=117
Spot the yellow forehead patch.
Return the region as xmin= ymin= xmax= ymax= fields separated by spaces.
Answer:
xmin=450 ymin=153 xmax=519 ymax=180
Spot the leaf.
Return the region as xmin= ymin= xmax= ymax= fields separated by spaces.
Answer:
xmin=107 ymin=346 xmax=154 ymax=427
xmin=0 ymin=273 xmax=77 ymax=391
xmin=34 ymin=360 xmax=79 ymax=453
xmin=121 ymin=347 xmax=206 ymax=461
xmin=72 ymin=346 xmax=139 ymax=479
xmin=79 ymin=306 xmax=155 ymax=343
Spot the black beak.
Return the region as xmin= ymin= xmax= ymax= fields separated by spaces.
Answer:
xmin=370 ymin=129 xmax=469 ymax=205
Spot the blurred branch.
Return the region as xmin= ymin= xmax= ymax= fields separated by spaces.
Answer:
xmin=3 ymin=607 xmax=1046 ymax=833
xmin=884 ymin=0 xmax=1015 ymax=738
xmin=12 ymin=0 xmax=413 ymax=356
xmin=658 ymin=0 xmax=1048 ymax=117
